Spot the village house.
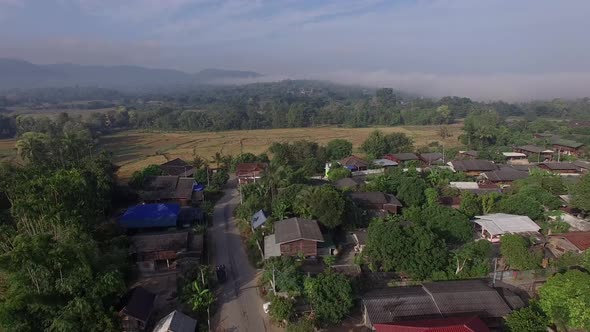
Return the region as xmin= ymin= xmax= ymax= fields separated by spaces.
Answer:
xmin=236 ymin=162 xmax=267 ymax=185
xmin=538 ymin=162 xmax=580 ymax=175
xmin=341 ymin=155 xmax=370 ymax=171
xmin=160 ymin=158 xmax=194 ymax=177
xmin=129 ymin=231 xmax=189 ymax=273
xmin=362 ymin=279 xmax=523 ymax=330
xmin=152 ymin=310 xmax=198 ymax=332
xmin=473 ymin=213 xmax=541 ymax=243
xmin=264 ymin=217 xmax=325 ymax=259
xmin=447 ymin=160 xmax=497 ymax=176
xmin=479 ymin=168 xmax=529 ymax=186
xmin=141 ymin=176 xmax=202 ymax=206
xmin=119 ymin=286 xmax=157 ymax=332
xmin=552 ymin=138 xmax=585 ymax=156
xmin=349 ymin=191 xmax=403 ymax=215
xmin=418 ymin=152 xmax=444 ymax=166
xmin=384 ymin=153 xmax=420 ymax=165
xmin=547 ymin=231 xmax=590 ymax=257
xmin=502 ymin=152 xmax=528 ymax=165
xmin=119 ymin=203 xmax=181 ymax=230
xmin=514 ymin=145 xmax=553 ymax=162
xmin=457 ymin=150 xmax=479 ymax=159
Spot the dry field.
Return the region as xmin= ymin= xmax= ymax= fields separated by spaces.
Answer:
xmin=0 ymin=138 xmax=16 ymax=162
xmin=100 ymin=125 xmax=463 ymax=179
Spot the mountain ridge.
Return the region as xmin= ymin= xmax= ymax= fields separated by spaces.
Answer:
xmin=0 ymin=59 xmax=263 ymax=89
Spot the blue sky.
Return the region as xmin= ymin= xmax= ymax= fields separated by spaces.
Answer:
xmin=1 ymin=0 xmax=590 ymax=100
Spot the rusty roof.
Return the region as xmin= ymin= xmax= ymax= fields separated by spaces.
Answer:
xmin=550 ymin=231 xmax=590 ymax=251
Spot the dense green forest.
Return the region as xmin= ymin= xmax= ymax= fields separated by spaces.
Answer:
xmin=1 ymin=80 xmax=590 ymax=140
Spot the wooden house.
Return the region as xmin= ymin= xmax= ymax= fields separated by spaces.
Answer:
xmin=514 ymin=145 xmax=553 ymax=161
xmin=264 ymin=217 xmax=324 ymax=259
xmin=236 ymin=162 xmax=267 ymax=185
xmin=552 ymin=138 xmax=585 ymax=156
xmin=538 ymin=162 xmax=580 ymax=174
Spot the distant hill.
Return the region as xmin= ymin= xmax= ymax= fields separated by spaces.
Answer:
xmin=0 ymin=59 xmax=263 ymax=90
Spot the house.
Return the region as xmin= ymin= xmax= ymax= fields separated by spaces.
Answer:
xmin=538 ymin=162 xmax=580 ymax=175
xmin=251 ymin=209 xmax=267 ymax=229
xmin=447 ymin=160 xmax=497 ymax=176
xmin=129 ymin=231 xmax=189 ymax=273
xmin=574 ymin=160 xmax=590 ymax=173
xmin=373 ymin=159 xmax=399 ymax=168
xmin=362 ymin=279 xmax=522 ymax=330
xmin=349 ymin=192 xmax=403 ymax=215
xmin=514 ymin=145 xmax=553 ymax=161
xmin=160 ymin=158 xmax=194 ymax=177
xmin=141 ymin=176 xmax=201 ymax=206
xmin=502 ymin=152 xmax=528 ymax=165
xmin=374 ymin=316 xmax=489 ymax=332
xmin=334 ymin=177 xmax=364 ymax=191
xmin=547 ymin=231 xmax=590 ymax=257
xmin=351 ymin=229 xmax=368 ymax=253
xmin=552 ymin=138 xmax=585 ymax=156
xmin=236 ymin=162 xmax=267 ymax=185
xmin=419 ymin=152 xmax=444 ymax=166
xmin=264 ymin=217 xmax=324 ymax=259
xmin=457 ymin=150 xmax=479 ymax=159
xmin=119 ymin=204 xmax=180 ymax=230
xmin=479 ymin=168 xmax=529 ymax=186
xmin=384 ymin=153 xmax=420 ymax=164
xmin=152 ymin=310 xmax=197 ymax=332
xmin=473 ymin=213 xmax=541 ymax=243
xmin=119 ymin=287 xmax=157 ymax=332
xmin=341 ymin=155 xmax=370 ymax=171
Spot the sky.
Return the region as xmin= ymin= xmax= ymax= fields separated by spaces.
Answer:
xmin=1 ymin=0 xmax=590 ymax=100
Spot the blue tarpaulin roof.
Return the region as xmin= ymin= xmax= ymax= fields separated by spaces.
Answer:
xmin=119 ymin=203 xmax=180 ymax=229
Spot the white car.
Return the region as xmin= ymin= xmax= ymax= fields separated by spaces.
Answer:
xmin=263 ymin=302 xmax=271 ymax=314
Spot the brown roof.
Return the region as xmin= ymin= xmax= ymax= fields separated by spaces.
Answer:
xmin=120 ymin=287 xmax=156 ymax=323
xmin=539 ymin=162 xmax=579 ymax=171
xmin=274 ymin=217 xmax=324 ymax=244
xmin=142 ymin=176 xmax=195 ymax=200
xmin=341 ymin=155 xmax=369 ymax=168
xmin=160 ymin=158 xmax=194 ymax=177
xmin=349 ymin=192 xmax=403 ymax=207
xmin=389 ymin=153 xmax=420 ymax=162
xmin=236 ymin=162 xmax=267 ymax=176
xmin=481 ymin=169 xmax=529 ymax=182
xmin=550 ymin=231 xmax=590 ymax=251
xmin=130 ymin=231 xmax=189 ymax=254
xmin=419 ymin=153 xmax=444 ymax=163
xmin=449 ymin=160 xmax=497 ymax=172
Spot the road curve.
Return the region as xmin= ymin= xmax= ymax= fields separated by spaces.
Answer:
xmin=209 ymin=180 xmax=281 ymax=332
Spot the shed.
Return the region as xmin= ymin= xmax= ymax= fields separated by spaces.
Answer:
xmin=152 ymin=310 xmax=197 ymax=332
xmin=119 ymin=287 xmax=157 ymax=332
xmin=251 ymin=209 xmax=267 ymax=229
xmin=119 ymin=204 xmax=180 ymax=229
xmin=473 ymin=213 xmax=541 ymax=242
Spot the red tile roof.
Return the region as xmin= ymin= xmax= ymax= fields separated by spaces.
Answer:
xmin=374 ymin=316 xmax=489 ymax=332
xmin=553 ymin=231 xmax=590 ymax=251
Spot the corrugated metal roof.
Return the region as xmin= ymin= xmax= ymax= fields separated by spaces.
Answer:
xmin=550 ymin=231 xmax=590 ymax=251
xmin=153 ymin=310 xmax=197 ymax=332
xmin=374 ymin=316 xmax=489 ymax=332
xmin=274 ymin=217 xmax=324 ymax=244
xmin=448 ymin=160 xmax=497 ymax=172
xmin=473 ymin=214 xmax=540 ymax=236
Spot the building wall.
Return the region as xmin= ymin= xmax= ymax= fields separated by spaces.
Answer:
xmin=280 ymin=239 xmax=318 ymax=257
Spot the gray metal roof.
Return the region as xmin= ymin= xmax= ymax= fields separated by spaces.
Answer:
xmin=152 ymin=310 xmax=197 ymax=332
xmin=274 ymin=217 xmax=324 ymax=244
xmin=540 ymin=162 xmax=579 ymax=171
xmin=449 ymin=160 xmax=497 ymax=172
xmin=392 ymin=153 xmax=420 ymax=161
xmin=362 ymin=280 xmax=519 ymax=325
xmin=481 ymin=169 xmax=529 ymax=182
xmin=349 ymin=192 xmax=403 ymax=207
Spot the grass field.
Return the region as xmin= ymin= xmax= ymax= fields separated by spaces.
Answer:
xmin=100 ymin=125 xmax=463 ymax=179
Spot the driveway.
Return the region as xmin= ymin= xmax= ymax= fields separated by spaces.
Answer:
xmin=209 ymin=179 xmax=281 ymax=332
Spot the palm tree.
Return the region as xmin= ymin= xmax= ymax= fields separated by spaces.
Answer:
xmin=16 ymin=132 xmax=48 ymax=164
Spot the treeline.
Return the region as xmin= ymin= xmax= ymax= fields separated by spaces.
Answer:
xmin=0 ymin=130 xmax=127 ymax=330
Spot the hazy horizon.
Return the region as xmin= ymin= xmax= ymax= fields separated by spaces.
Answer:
xmin=2 ymin=0 xmax=590 ymax=101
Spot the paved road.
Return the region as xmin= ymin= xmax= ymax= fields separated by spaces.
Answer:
xmin=209 ymin=180 xmax=281 ymax=332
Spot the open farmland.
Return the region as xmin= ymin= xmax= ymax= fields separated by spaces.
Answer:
xmin=100 ymin=125 xmax=463 ymax=179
